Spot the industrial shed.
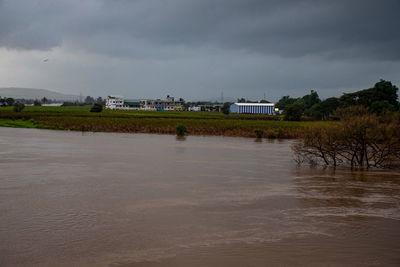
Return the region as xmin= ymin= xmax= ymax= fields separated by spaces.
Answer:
xmin=230 ymin=103 xmax=275 ymax=114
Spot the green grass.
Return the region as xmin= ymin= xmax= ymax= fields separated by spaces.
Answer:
xmin=0 ymin=106 xmax=336 ymax=138
xmin=2 ymin=106 xmax=280 ymax=120
xmin=0 ymin=119 xmax=38 ymax=128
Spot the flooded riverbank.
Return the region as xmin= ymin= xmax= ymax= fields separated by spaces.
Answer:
xmin=0 ymin=127 xmax=399 ymax=266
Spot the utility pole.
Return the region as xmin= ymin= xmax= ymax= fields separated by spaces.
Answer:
xmin=221 ymin=91 xmax=224 ymax=103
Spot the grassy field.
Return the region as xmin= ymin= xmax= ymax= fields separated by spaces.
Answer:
xmin=0 ymin=106 xmax=334 ymax=138
xmin=0 ymin=118 xmax=38 ymax=128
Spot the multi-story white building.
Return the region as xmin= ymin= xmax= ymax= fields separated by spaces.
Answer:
xmin=105 ymin=95 xmax=124 ymax=109
xmin=140 ymin=95 xmax=183 ymax=111
xmin=105 ymin=95 xmax=184 ymax=111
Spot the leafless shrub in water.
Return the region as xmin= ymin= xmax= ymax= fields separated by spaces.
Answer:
xmin=293 ymin=107 xmax=400 ymax=169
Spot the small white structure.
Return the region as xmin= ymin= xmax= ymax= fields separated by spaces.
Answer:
xmin=230 ymin=103 xmax=275 ymax=114
xmin=105 ymin=95 xmax=124 ymax=109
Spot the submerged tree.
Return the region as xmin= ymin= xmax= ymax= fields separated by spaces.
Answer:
xmin=293 ymin=106 xmax=400 ymax=169
xmin=176 ymin=124 xmax=187 ymax=136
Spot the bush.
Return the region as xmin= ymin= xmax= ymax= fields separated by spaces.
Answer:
xmin=267 ymin=130 xmax=277 ymax=139
xmin=13 ymin=102 xmax=25 ymax=112
xmin=90 ymin=103 xmax=103 ymax=112
xmin=176 ymin=124 xmax=187 ymax=136
xmin=254 ymin=129 xmax=263 ymax=138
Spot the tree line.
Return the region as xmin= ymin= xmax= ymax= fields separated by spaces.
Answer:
xmin=277 ymin=79 xmax=399 ymax=121
xmin=291 ymin=80 xmax=400 ymax=169
xmin=0 ymin=95 xmax=105 ymax=113
xmin=0 ymin=95 xmax=104 ymax=107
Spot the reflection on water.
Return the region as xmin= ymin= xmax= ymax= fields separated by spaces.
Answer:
xmin=0 ymin=127 xmax=399 ymax=267
xmin=175 ymin=136 xmax=187 ymax=141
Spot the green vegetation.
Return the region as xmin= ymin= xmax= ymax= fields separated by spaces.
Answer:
xmin=290 ymin=80 xmax=400 ymax=169
xmin=5 ymin=98 xmax=15 ymax=106
xmin=13 ymin=102 xmax=25 ymax=112
xmin=0 ymin=106 xmax=328 ymax=138
xmin=34 ymin=100 xmax=42 ymax=106
xmin=284 ymin=102 xmax=303 ymax=121
xmin=0 ymin=119 xmax=37 ymax=128
xmin=1 ymin=79 xmax=397 ymax=142
xmin=254 ymin=129 xmax=263 ymax=138
xmin=277 ymin=80 xmax=399 ymax=121
xmin=90 ymin=103 xmax=103 ymax=112
xmin=176 ymin=123 xmax=187 ymax=136
xmin=339 ymin=80 xmax=398 ymax=109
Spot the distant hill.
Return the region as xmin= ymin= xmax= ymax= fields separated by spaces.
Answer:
xmin=0 ymin=87 xmax=79 ymax=101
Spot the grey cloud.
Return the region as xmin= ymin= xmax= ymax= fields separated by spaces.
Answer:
xmin=0 ymin=0 xmax=399 ymax=60
xmin=0 ymin=1 xmax=68 ymax=50
xmin=1 ymin=0 xmax=399 ymax=101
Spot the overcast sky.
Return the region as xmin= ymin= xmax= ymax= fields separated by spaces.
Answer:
xmin=0 ymin=0 xmax=399 ymax=101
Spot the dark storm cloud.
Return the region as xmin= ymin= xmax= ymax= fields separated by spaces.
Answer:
xmin=1 ymin=0 xmax=399 ymax=60
xmin=1 ymin=0 xmax=399 ymax=100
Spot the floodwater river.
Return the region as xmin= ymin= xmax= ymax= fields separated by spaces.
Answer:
xmin=0 ymin=127 xmax=399 ymax=266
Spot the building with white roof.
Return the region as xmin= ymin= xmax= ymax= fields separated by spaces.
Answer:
xmin=229 ymin=102 xmax=275 ymax=114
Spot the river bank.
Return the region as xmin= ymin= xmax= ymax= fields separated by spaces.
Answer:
xmin=0 ymin=106 xmax=333 ymax=138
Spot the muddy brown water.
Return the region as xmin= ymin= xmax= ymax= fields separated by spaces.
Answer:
xmin=0 ymin=127 xmax=399 ymax=266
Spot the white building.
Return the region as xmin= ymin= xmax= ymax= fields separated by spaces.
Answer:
xmin=105 ymin=95 xmax=184 ymax=111
xmin=140 ymin=95 xmax=183 ymax=111
xmin=230 ymin=103 xmax=275 ymax=114
xmin=105 ymin=95 xmax=124 ymax=109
